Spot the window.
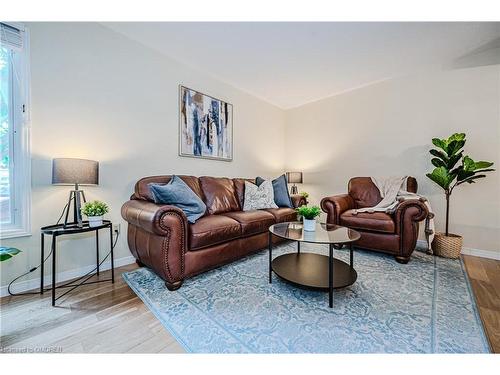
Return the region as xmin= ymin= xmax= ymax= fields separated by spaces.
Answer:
xmin=0 ymin=22 xmax=30 ymax=239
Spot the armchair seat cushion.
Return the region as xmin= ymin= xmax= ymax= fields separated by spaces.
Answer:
xmin=340 ymin=209 xmax=395 ymax=234
xmin=264 ymin=208 xmax=298 ymax=223
xmin=223 ymin=210 xmax=276 ymax=236
xmin=189 ymin=215 xmax=242 ymax=250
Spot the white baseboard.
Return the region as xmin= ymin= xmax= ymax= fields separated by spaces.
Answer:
xmin=417 ymin=240 xmax=500 ymax=260
xmin=1 ymin=255 xmax=136 ymax=298
xmin=460 ymin=247 xmax=500 ymax=260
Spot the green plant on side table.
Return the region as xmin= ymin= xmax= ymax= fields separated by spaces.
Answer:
xmin=81 ymin=200 xmax=109 ymax=228
xmin=0 ymin=247 xmax=21 ymax=262
xmin=296 ymin=205 xmax=321 ymax=232
xmin=426 ymin=133 xmax=495 ymax=258
xmin=299 ymin=191 xmax=309 ymax=206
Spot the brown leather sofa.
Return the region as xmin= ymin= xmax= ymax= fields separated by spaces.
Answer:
xmin=320 ymin=177 xmax=428 ymax=263
xmin=121 ymin=175 xmax=307 ymax=290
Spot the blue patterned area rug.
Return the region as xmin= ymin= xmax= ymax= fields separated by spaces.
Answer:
xmin=122 ymin=243 xmax=490 ymax=353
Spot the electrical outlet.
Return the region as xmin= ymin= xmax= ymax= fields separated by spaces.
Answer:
xmin=113 ymin=223 xmax=121 ymax=235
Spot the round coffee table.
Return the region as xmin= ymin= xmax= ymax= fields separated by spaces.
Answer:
xmin=268 ymin=221 xmax=361 ymax=308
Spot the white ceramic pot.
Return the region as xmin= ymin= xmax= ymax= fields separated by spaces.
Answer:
xmin=303 ymin=218 xmax=316 ymax=231
xmin=87 ymin=216 xmax=104 ymax=227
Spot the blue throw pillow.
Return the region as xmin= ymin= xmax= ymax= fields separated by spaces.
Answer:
xmin=148 ymin=176 xmax=206 ymax=224
xmin=255 ymin=174 xmax=293 ymax=208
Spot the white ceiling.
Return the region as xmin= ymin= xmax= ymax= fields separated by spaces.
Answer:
xmin=103 ymin=22 xmax=500 ymax=109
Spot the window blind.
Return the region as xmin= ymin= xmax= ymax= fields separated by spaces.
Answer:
xmin=1 ymin=22 xmax=23 ymax=51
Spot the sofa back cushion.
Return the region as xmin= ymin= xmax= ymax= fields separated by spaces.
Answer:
xmin=348 ymin=177 xmax=381 ymax=208
xmin=348 ymin=176 xmax=418 ymax=209
xmin=406 ymin=177 xmax=418 ymax=194
xmin=233 ymin=178 xmax=255 ymax=210
xmin=148 ymin=176 xmax=206 ymax=223
xmin=199 ymin=176 xmax=240 ymax=215
xmin=134 ymin=175 xmax=204 ymax=202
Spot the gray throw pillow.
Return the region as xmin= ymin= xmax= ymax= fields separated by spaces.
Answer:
xmin=256 ymin=174 xmax=293 ymax=208
xmin=148 ymin=176 xmax=206 ymax=224
xmin=243 ymin=180 xmax=278 ymax=211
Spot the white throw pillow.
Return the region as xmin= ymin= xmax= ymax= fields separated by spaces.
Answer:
xmin=243 ymin=180 xmax=278 ymax=211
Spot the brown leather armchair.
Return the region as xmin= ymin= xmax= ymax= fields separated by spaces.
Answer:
xmin=320 ymin=177 xmax=428 ymax=263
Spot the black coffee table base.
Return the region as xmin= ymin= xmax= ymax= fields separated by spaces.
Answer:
xmin=269 ymin=238 xmax=357 ymax=308
xmin=272 ymin=253 xmax=357 ymax=291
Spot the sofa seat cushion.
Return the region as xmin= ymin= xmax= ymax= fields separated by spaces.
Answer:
xmin=189 ymin=215 xmax=242 ymax=250
xmin=264 ymin=208 xmax=297 ymax=223
xmin=340 ymin=209 xmax=395 ymax=233
xmin=222 ymin=210 xmax=276 ymax=236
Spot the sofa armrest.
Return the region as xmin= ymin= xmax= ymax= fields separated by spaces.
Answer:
xmin=394 ymin=199 xmax=429 ymax=257
xmin=121 ymin=199 xmax=188 ymax=285
xmin=121 ymin=199 xmax=188 ymax=236
xmin=394 ymin=199 xmax=428 ymax=231
xmin=320 ymin=194 xmax=355 ymax=224
xmin=290 ymin=194 xmax=307 ymax=208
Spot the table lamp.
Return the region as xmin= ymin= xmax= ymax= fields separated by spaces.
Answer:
xmin=52 ymin=158 xmax=99 ymax=228
xmin=286 ymin=171 xmax=303 ymax=195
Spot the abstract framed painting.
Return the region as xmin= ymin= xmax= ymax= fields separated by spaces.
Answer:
xmin=179 ymin=85 xmax=233 ymax=161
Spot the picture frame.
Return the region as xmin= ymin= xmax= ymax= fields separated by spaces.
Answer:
xmin=179 ymin=85 xmax=233 ymax=161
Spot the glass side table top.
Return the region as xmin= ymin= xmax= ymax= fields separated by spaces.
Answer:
xmin=269 ymin=221 xmax=361 ymax=244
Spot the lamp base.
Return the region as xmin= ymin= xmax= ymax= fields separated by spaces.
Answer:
xmin=62 ymin=186 xmax=87 ymax=228
xmin=290 ymin=185 xmax=298 ymax=195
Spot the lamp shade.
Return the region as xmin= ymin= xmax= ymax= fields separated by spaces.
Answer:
xmin=286 ymin=171 xmax=303 ymax=184
xmin=52 ymin=158 xmax=99 ymax=185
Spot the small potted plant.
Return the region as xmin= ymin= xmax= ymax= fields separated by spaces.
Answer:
xmin=300 ymin=191 xmax=309 ymax=205
xmin=426 ymin=133 xmax=494 ymax=258
xmin=81 ymin=200 xmax=109 ymax=227
xmin=296 ymin=205 xmax=321 ymax=231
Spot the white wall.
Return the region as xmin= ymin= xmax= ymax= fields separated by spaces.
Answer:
xmin=285 ymin=65 xmax=500 ymax=253
xmin=0 ymin=23 xmax=286 ymax=290
xmin=2 ymin=23 xmax=499 ymax=293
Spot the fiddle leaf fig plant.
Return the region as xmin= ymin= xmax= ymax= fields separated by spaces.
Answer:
xmin=426 ymin=133 xmax=494 ymax=236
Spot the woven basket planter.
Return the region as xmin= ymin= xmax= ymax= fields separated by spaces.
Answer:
xmin=432 ymin=232 xmax=463 ymax=259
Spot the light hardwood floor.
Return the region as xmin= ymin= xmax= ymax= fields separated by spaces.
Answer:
xmin=1 ymin=256 xmax=499 ymax=353
xmin=0 ymin=264 xmax=184 ymax=353
xmin=462 ymin=255 xmax=500 ymax=353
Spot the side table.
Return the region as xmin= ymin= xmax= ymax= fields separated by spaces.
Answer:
xmin=40 ymin=220 xmax=114 ymax=306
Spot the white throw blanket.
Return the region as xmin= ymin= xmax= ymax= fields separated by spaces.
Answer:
xmin=354 ymin=176 xmax=435 ymax=252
